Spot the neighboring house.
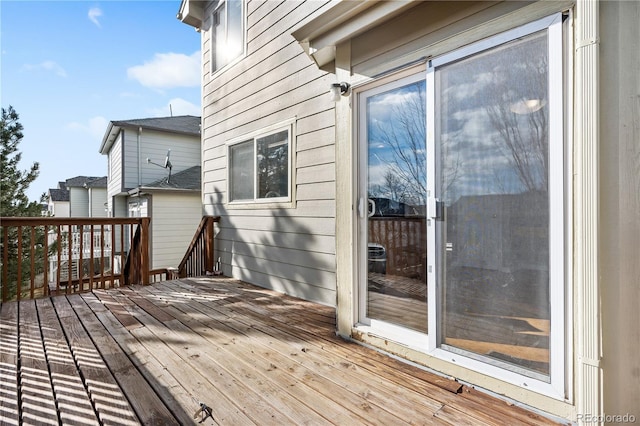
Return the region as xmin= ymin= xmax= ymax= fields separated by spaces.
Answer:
xmin=178 ymin=0 xmax=639 ymax=423
xmin=65 ymin=176 xmax=108 ymax=217
xmin=98 ymin=115 xmax=202 ymax=270
xmin=45 ymin=176 xmax=107 ymax=218
xmin=44 ymin=176 xmax=108 ymax=284
xmin=45 ymin=182 xmax=70 ymax=217
xmin=128 ymin=165 xmax=202 ymax=270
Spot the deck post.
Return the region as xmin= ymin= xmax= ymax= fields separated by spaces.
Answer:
xmin=205 ymin=217 xmax=214 ymax=274
xmin=140 ymin=217 xmax=150 ymax=285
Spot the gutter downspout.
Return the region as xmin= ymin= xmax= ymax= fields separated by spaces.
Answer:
xmin=574 ymin=0 xmax=601 ymax=423
xmin=137 ymin=127 xmax=142 ymax=187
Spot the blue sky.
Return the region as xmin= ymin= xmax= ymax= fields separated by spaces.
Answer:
xmin=1 ymin=0 xmax=201 ymax=202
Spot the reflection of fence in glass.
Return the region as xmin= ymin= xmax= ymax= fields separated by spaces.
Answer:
xmin=368 ymin=217 xmax=427 ymax=280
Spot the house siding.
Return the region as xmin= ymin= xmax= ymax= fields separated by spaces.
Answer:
xmin=68 ymin=187 xmax=89 ymax=217
xmin=599 ymin=0 xmax=640 ymax=416
xmin=50 ymin=201 xmax=70 ymax=217
xmin=149 ymin=192 xmax=202 ymax=269
xmin=108 ymin=133 xmax=123 ymax=198
xmin=122 ymin=128 xmax=200 ymax=190
xmin=201 ymin=0 xmax=337 ymax=306
xmin=89 ymin=188 xmax=107 ymax=217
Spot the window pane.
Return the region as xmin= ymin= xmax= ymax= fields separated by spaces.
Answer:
xmin=257 ymin=130 xmax=288 ymax=199
xmin=211 ymin=0 xmax=243 ymax=73
xmin=227 ymin=0 xmax=243 ymax=62
xmin=230 ymin=141 xmax=254 ymax=201
xmin=437 ymin=31 xmax=551 ymax=377
xmin=212 ymin=3 xmax=226 ymax=71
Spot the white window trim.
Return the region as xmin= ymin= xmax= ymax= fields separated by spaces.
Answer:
xmin=210 ymin=0 xmax=246 ymax=77
xmin=226 ymin=119 xmax=296 ymax=209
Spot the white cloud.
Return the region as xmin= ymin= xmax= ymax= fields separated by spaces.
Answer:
xmin=127 ymin=52 xmax=200 ymax=89
xmin=88 ymin=7 xmax=102 ymax=28
xmin=67 ymin=116 xmax=109 ymax=141
xmin=23 ymin=60 xmax=67 ymax=77
xmin=148 ymin=98 xmax=201 ymax=117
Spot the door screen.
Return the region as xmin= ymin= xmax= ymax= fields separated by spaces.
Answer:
xmin=434 ymin=30 xmax=553 ymax=379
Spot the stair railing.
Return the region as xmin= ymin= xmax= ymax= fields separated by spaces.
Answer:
xmin=171 ymin=216 xmax=220 ymax=279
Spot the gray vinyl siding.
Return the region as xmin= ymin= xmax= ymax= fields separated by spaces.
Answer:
xmin=122 ymin=128 xmax=200 ymax=190
xmin=68 ymin=187 xmax=89 ymax=217
xmin=89 ymin=188 xmax=107 ymax=218
xmin=52 ymin=201 xmax=70 ymax=217
xmin=600 ymin=0 xmax=640 ymax=415
xmin=201 ymin=0 xmax=337 ymax=306
xmin=149 ymin=192 xmax=202 ymax=269
xmin=108 ymin=133 xmax=123 ymax=198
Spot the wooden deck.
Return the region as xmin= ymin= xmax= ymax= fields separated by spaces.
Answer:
xmin=0 ymin=277 xmax=561 ymax=425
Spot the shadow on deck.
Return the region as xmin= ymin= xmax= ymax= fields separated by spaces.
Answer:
xmin=0 ymin=277 xmax=563 ymax=425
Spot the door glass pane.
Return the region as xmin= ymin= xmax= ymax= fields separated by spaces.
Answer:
xmin=436 ymin=31 xmax=551 ymax=377
xmin=366 ymin=79 xmax=428 ymax=333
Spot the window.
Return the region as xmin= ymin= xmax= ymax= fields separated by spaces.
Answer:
xmin=228 ymin=124 xmax=292 ymax=203
xmin=211 ymin=0 xmax=244 ymax=74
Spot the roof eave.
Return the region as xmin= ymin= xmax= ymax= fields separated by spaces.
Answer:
xmin=99 ymin=121 xmax=120 ymax=155
xmin=129 ymin=186 xmax=200 ymax=195
xmin=291 ymin=0 xmax=417 ymax=71
xmin=177 ymin=0 xmax=204 ymax=30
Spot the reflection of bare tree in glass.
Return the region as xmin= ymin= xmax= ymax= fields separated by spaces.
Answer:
xmin=485 ymin=38 xmax=548 ymax=193
xmin=381 ymin=170 xmax=405 ymax=201
xmin=372 ymin=85 xmax=428 ymax=204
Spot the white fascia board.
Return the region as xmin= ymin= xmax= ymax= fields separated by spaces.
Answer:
xmin=177 ymin=0 xmax=204 ymax=29
xmin=99 ymin=122 xmax=119 ymax=155
xmin=292 ymin=0 xmax=416 ymax=69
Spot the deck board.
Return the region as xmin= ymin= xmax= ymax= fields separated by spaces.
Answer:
xmin=0 ymin=277 xmax=563 ymax=425
xmin=0 ymin=301 xmax=20 ymax=424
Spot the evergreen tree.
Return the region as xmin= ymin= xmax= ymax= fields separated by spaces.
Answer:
xmin=1 ymin=106 xmax=45 ymax=300
xmin=1 ymin=105 xmax=42 ymax=216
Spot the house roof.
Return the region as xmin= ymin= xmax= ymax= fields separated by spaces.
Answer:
xmin=48 ymin=176 xmax=106 ymax=201
xmin=65 ymin=176 xmax=107 ymax=188
xmin=136 ymin=165 xmax=201 ymax=192
xmin=84 ymin=176 xmax=108 ymax=188
xmin=48 ymin=188 xmax=69 ymax=202
xmin=99 ymin=115 xmax=201 ymax=154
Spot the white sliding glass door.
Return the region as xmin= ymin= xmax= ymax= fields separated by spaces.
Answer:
xmin=357 ymin=14 xmax=566 ymax=397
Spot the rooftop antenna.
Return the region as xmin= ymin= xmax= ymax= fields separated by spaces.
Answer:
xmin=169 ymin=103 xmax=173 ymax=117
xmin=146 ymin=149 xmax=173 ymax=183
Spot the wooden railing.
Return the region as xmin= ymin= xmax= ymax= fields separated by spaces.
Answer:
xmin=0 ymin=217 xmax=150 ymax=302
xmin=171 ymin=216 xmax=220 ymax=279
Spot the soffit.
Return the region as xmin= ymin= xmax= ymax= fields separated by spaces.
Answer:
xmin=291 ymin=0 xmax=418 ymax=71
